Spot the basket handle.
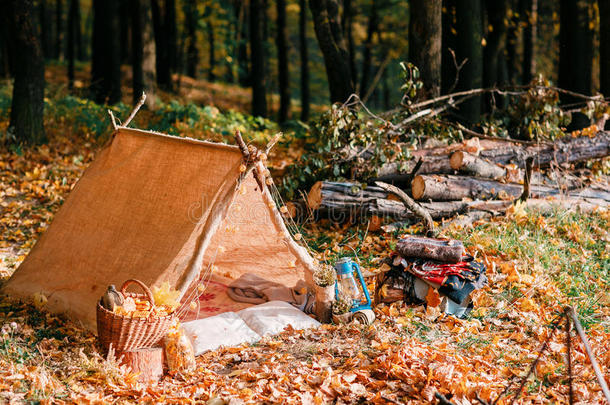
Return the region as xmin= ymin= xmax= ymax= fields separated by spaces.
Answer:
xmin=120 ymin=279 xmax=155 ymax=307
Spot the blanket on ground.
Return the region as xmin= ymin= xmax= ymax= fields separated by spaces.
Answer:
xmin=227 ymin=273 xmax=315 ymax=313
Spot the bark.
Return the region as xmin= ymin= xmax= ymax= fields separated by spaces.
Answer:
xmin=342 ymin=0 xmax=357 ymax=84
xmin=558 ymin=0 xmax=593 ymax=101
xmin=276 ymin=0 xmax=290 ymax=122
xmin=184 ymin=0 xmax=199 ymax=79
xmin=375 ymin=182 xmax=436 ymax=237
xmin=74 ymin=0 xmax=83 ymax=61
xmin=167 ymin=0 xmax=177 ymax=73
xmin=441 ymin=0 xmax=457 ymax=94
xmin=0 ymin=9 xmax=10 ymax=78
xmin=250 ymin=0 xmax=267 ymax=117
xmin=359 ymin=1 xmax=379 ymax=97
xmin=373 ymin=155 xmax=454 ymax=187
xmin=119 ymin=1 xmax=130 ymax=64
xmin=409 ymin=0 xmax=442 ymax=98
xmin=483 ymin=0 xmax=508 ymax=109
xmin=411 ymin=174 xmax=610 ymax=202
xmin=55 ymin=0 xmax=63 ymax=59
xmin=307 ymin=181 xmax=390 ymax=210
xmin=396 ymin=236 xmax=464 ymax=263
xmin=67 ymin=0 xmax=78 ymax=89
xmin=309 ymin=0 xmax=354 ymax=103
xmin=90 ymin=0 xmax=121 ymax=104
xmin=151 ymin=0 xmax=173 ymax=91
xmin=520 ymin=0 xmax=537 ymax=84
xmin=505 ymin=0 xmax=520 ymax=84
xmin=7 ymin=0 xmax=46 ymax=144
xmin=118 ymin=347 xmax=163 ymax=383
xmin=237 ymin=1 xmax=250 ymax=86
xmin=131 ymin=0 xmax=156 ymax=108
xmin=299 ymin=0 xmax=310 ymax=121
xmin=450 ymin=151 xmax=507 ymax=179
xmin=454 ymin=0 xmax=483 ymax=123
xmin=600 ymin=0 xmax=610 ymax=98
xmin=39 ymin=0 xmax=53 ymax=59
xmin=207 ymin=20 xmax=215 ymax=81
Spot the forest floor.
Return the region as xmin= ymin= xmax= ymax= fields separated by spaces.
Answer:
xmin=0 ymin=73 xmax=609 ymax=404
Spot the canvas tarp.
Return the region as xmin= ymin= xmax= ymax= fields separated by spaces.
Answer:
xmin=4 ymin=128 xmax=314 ymax=330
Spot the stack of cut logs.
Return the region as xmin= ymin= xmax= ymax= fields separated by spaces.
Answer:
xmin=293 ymin=131 xmax=610 ymax=227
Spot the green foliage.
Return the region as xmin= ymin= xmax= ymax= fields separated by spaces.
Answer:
xmin=504 ymin=76 xmax=569 ymax=140
xmin=280 ymin=104 xmax=411 ymax=199
xmin=399 ymin=62 xmax=424 ymax=102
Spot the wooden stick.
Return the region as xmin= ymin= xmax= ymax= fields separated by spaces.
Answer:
xmin=565 ymin=314 xmax=574 ymax=405
xmin=107 ymin=109 xmax=118 ymax=130
xmin=565 ymin=306 xmax=610 ymax=403
xmin=124 ymin=92 xmax=147 ymax=127
xmin=518 ymin=156 xmax=534 ymax=203
xmin=374 ymin=181 xmax=435 ymax=237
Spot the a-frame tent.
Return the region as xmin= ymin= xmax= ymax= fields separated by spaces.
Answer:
xmin=3 ymin=127 xmax=317 ymax=330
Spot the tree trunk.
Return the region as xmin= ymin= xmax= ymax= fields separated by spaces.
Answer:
xmin=359 ymin=2 xmax=378 ymax=97
xmin=299 ymin=0 xmax=310 ymax=121
xmin=276 ymin=0 xmax=290 ymax=122
xmin=520 ymin=0 xmax=537 ymax=84
xmin=74 ymin=0 xmax=83 ymax=61
xmin=483 ymin=0 xmax=508 ymax=109
xmin=7 ymin=0 xmax=46 ymax=144
xmin=237 ymin=1 xmax=250 ymax=87
xmin=250 ymin=0 xmax=267 ymax=117
xmin=119 ymin=1 xmax=130 ymax=64
xmin=505 ymin=0 xmax=520 ymax=84
xmin=441 ymin=0 xmax=457 ymax=94
xmin=151 ymin=0 xmax=172 ymax=91
xmin=307 ymin=181 xmax=391 ymax=211
xmin=90 ymin=0 xmax=121 ymax=104
xmin=599 ymin=0 xmax=610 ymax=99
xmin=409 ymin=0 xmax=442 ymax=98
xmin=67 ymin=0 xmax=77 ymax=89
xmin=131 ymin=0 xmax=156 ymax=108
xmin=39 ymin=0 xmax=53 ymax=59
xmin=207 ymin=20 xmax=215 ymax=81
xmin=454 ymin=0 xmax=483 ymax=123
xmin=558 ymin=0 xmax=593 ymax=102
xmin=309 ymin=0 xmax=354 ymax=104
xmin=0 ymin=9 xmax=11 ymax=78
xmin=184 ymin=0 xmax=198 ymax=78
xmin=55 ymin=0 xmax=63 ymax=60
xmin=167 ymin=0 xmax=177 ymax=74
xmin=342 ymin=0 xmax=357 ymax=85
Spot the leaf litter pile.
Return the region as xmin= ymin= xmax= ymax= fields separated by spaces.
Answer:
xmin=1 ymin=136 xmax=609 ymax=404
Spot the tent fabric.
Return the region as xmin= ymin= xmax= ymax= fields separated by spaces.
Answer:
xmin=3 ymin=128 xmax=315 ymax=330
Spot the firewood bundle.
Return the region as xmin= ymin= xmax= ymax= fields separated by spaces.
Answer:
xmin=297 ymin=131 xmax=610 ymax=227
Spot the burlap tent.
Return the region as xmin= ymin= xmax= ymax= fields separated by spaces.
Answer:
xmin=3 ymin=127 xmax=320 ymax=330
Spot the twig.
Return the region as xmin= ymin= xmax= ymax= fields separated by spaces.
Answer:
xmin=565 ymin=306 xmax=610 ymax=403
xmin=374 ymin=181 xmax=435 ymax=237
xmin=409 ymin=157 xmax=424 ymax=179
xmin=123 ymin=92 xmax=147 ymax=127
xmin=264 ymin=132 xmax=283 ymax=155
xmin=507 ymin=316 xmax=562 ymax=405
xmin=565 ymin=313 xmax=574 ymax=405
xmin=447 ymin=48 xmax=468 ymax=94
xmin=435 ymin=392 xmax=457 ymax=405
xmin=441 ymin=120 xmax=551 ymax=146
xmin=475 ymin=393 xmax=491 ymax=405
xmin=518 ymin=156 xmax=534 ymax=203
xmin=107 ymin=110 xmax=118 ymax=130
xmin=362 ymin=54 xmax=392 ymax=103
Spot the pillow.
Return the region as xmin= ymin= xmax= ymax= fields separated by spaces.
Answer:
xmin=181 ymin=312 xmax=261 ymax=356
xmin=237 ymin=300 xmax=321 ymax=337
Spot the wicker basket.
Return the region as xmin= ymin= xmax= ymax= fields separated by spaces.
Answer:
xmin=96 ymin=279 xmax=174 ymax=353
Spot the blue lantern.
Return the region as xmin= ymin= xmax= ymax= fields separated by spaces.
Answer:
xmin=334 ymin=257 xmax=372 ymax=313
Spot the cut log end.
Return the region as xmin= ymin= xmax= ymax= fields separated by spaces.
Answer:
xmin=118 ymin=347 xmax=164 ymax=383
xmin=307 ymin=181 xmax=323 ymax=210
xmin=450 ymin=151 xmax=465 ymax=170
xmin=412 ymin=175 xmax=426 ymax=200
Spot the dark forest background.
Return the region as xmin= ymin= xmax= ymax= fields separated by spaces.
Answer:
xmin=1 ymin=0 xmax=609 ymax=144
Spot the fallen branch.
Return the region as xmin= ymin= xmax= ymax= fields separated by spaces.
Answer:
xmin=374 ymin=181 xmax=435 ymax=237
xmin=565 ymin=306 xmax=610 ymax=403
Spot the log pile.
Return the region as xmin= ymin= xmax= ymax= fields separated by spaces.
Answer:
xmin=296 ymin=131 xmax=610 ymax=227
